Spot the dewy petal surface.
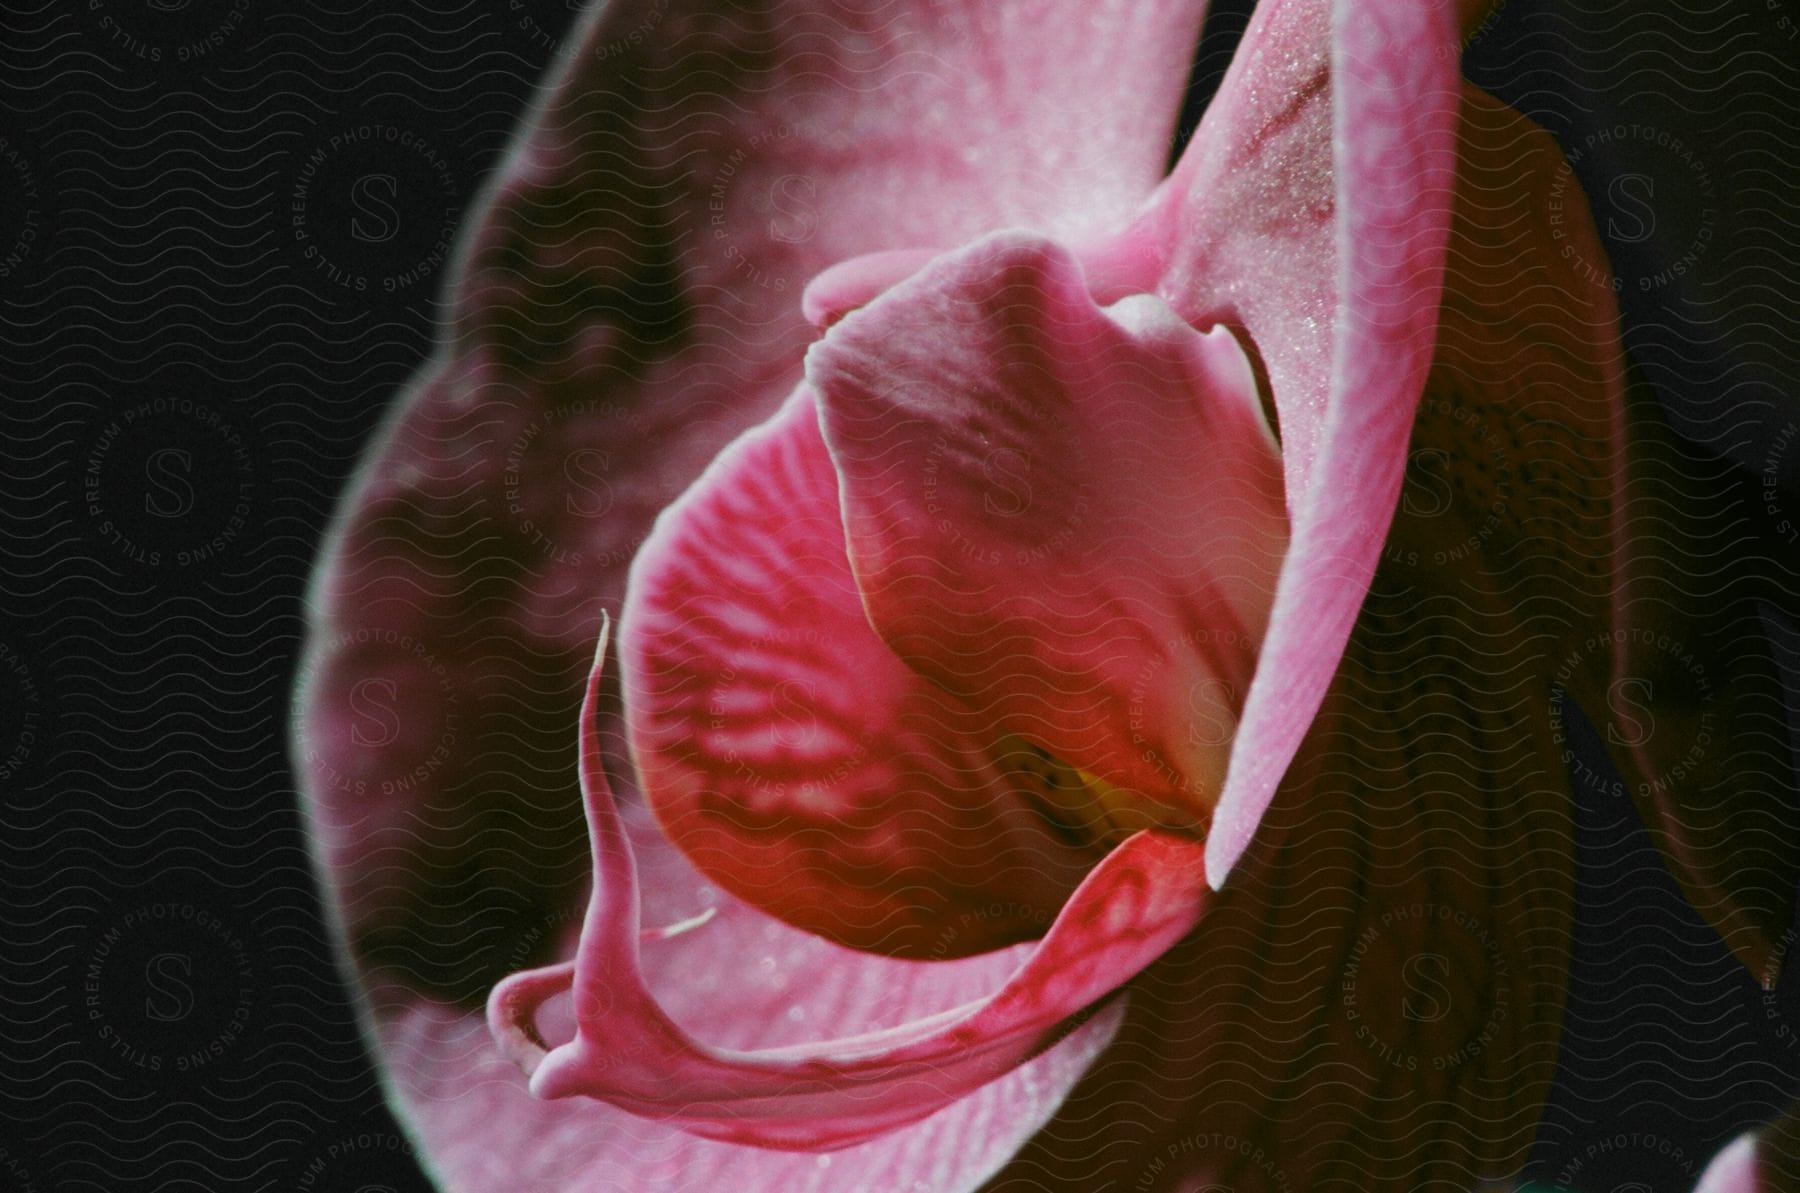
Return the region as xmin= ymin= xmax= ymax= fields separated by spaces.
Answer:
xmin=810 ymin=232 xmax=1287 ymax=818
xmin=487 ymin=621 xmax=1210 ymax=1151
xmin=1140 ymin=0 xmax=1463 ymax=884
xmin=619 ymin=386 xmax=1100 ymax=956
xmin=294 ymin=0 xmax=1212 ymax=1188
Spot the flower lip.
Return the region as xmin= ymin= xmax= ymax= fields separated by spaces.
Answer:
xmin=486 ymin=613 xmax=1212 ymax=1152
xmin=482 ymin=0 xmax=1468 ymax=1148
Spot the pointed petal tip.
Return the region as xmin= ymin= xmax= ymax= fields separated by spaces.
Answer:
xmin=1172 ymin=0 xmax=1462 ymax=894
xmin=1203 ymin=820 xmax=1249 ymax=891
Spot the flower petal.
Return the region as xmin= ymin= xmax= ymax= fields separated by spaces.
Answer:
xmin=618 ymin=385 xmax=1102 ymax=956
xmin=810 ymin=231 xmax=1287 ymax=819
xmin=487 ymin=619 xmax=1210 ymax=1151
xmin=1157 ymin=0 xmax=1464 ymax=886
xmin=802 ymin=249 xmax=941 ymax=332
xmin=394 ymin=1005 xmax=1119 ymax=1193
xmin=1560 ymin=429 xmax=1800 ymax=986
xmin=1569 ymin=402 xmax=1800 ymax=983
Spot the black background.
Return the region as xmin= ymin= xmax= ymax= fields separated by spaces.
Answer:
xmin=2 ymin=2 xmax=1797 ymax=1191
xmin=0 ymin=3 xmax=586 ymax=1190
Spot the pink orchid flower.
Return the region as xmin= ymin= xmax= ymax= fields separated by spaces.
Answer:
xmin=297 ymin=0 xmax=1785 ymax=1188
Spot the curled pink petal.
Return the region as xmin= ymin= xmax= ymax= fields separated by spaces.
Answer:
xmin=486 ymin=616 xmax=1210 ymax=1151
xmin=1202 ymin=0 xmax=1459 ymax=885
xmin=810 ymin=231 xmax=1287 ymax=821
xmin=299 ymin=0 xmax=1221 ymax=1185
xmin=1133 ymin=0 xmax=1462 ymax=885
xmin=396 ymin=793 xmax=1127 ymax=1193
